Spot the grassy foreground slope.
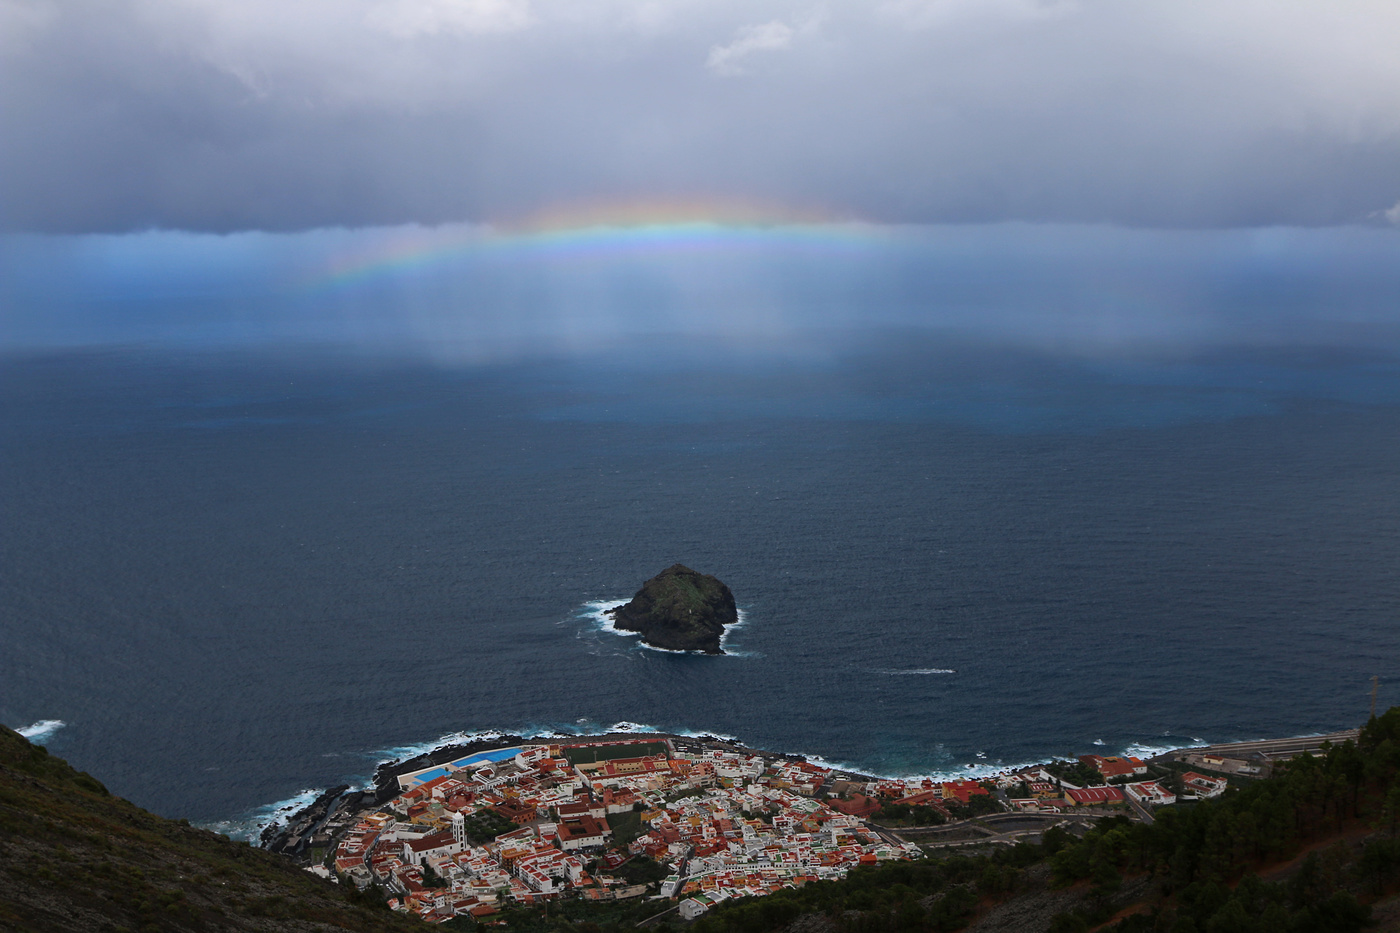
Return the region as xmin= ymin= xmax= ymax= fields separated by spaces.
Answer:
xmin=8 ymin=709 xmax=1400 ymax=933
xmin=0 ymin=725 xmax=418 ymax=933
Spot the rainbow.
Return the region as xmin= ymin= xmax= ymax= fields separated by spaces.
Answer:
xmin=305 ymin=200 xmax=887 ymax=292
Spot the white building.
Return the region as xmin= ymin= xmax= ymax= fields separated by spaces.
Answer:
xmin=680 ymin=894 xmax=718 ymax=920
xmin=1125 ymin=781 xmax=1176 ymax=806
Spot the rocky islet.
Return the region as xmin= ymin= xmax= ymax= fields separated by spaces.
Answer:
xmin=606 ymin=564 xmax=737 ymax=654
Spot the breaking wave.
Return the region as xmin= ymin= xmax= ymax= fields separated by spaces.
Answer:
xmin=576 ymin=599 xmax=756 ymax=656
xmin=372 ymin=720 xmax=740 ymax=765
xmin=15 ymin=720 xmax=65 ymax=743
xmin=202 ymin=787 xmax=325 ymax=843
xmin=217 ymin=721 xmax=1211 ymax=843
xmin=1121 ymin=737 xmax=1210 ymax=760
xmin=580 ymin=598 xmax=630 ymax=638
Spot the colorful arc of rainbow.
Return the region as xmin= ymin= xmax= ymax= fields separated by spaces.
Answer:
xmin=306 ymin=214 xmax=887 ymax=292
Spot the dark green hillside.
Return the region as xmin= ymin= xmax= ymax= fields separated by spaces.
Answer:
xmin=0 ymin=725 xmax=418 ymax=933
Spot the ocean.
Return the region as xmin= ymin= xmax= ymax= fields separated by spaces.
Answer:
xmin=3 ymin=337 xmax=1400 ymax=838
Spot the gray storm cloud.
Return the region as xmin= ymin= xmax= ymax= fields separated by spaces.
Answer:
xmin=3 ymin=0 xmax=1400 ymax=232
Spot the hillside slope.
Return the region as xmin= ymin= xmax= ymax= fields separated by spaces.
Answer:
xmin=0 ymin=725 xmax=418 ymax=933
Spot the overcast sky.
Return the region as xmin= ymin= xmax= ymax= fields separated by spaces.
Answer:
xmin=5 ymin=1 xmax=1400 ymax=358
xmin=5 ymin=0 xmax=1400 ymax=232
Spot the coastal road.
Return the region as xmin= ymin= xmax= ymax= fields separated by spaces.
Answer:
xmin=900 ymin=824 xmax=1059 ymax=850
xmin=1178 ymin=731 xmax=1360 ymax=761
xmin=889 ymin=812 xmax=1099 ymax=849
xmin=863 ymin=821 xmax=907 ymax=848
xmin=636 ymin=902 xmax=680 ymax=927
xmin=974 ymin=813 xmax=1094 ymax=830
xmin=1122 ymin=792 xmax=1155 ymax=825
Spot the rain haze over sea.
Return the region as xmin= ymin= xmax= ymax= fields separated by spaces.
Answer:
xmin=5 ymin=314 xmax=1400 ymax=834
xmin=6 ymin=1 xmax=1400 ymax=839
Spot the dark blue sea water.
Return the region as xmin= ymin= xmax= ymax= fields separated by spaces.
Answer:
xmin=4 ymin=338 xmax=1400 ymax=836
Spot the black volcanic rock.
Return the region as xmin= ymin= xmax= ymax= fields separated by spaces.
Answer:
xmin=607 ymin=564 xmax=737 ymax=654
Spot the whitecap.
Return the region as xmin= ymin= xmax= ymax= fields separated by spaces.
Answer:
xmin=718 ymin=608 xmax=756 ymax=655
xmin=606 ymin=721 xmax=661 ymax=734
xmin=228 ymin=719 xmax=729 ymax=839
xmin=15 ymin=720 xmax=65 ymax=743
xmin=372 ymin=728 xmax=525 ymax=773
xmin=784 ymin=751 xmax=881 ymax=776
xmin=579 ymin=598 xmax=631 ymax=638
xmin=672 ymin=727 xmax=742 ymax=743
xmin=370 ymin=719 xmax=707 ymax=772
xmin=1119 ymin=738 xmax=1209 ymax=760
xmin=762 ymin=744 xmax=997 ymax=782
xmin=201 ymin=787 xmax=326 ymax=843
xmin=235 ymin=719 xmax=1210 ymax=842
xmin=871 ymin=668 xmax=956 ymax=675
xmin=791 ymin=746 xmax=1131 ymax=784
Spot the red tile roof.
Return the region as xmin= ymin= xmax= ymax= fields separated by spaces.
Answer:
xmin=940 ymin=780 xmax=990 ymax=803
xmin=1066 ymin=786 xmax=1125 ymax=804
xmin=405 ymin=829 xmax=458 ymax=852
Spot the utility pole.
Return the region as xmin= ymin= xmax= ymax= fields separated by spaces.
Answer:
xmin=1371 ymin=675 xmax=1380 ymax=720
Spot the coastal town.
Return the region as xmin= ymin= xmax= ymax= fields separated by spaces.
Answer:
xmin=284 ymin=731 xmax=1351 ymax=925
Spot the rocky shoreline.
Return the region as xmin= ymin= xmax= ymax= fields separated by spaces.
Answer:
xmin=260 ymin=735 xmax=530 ymax=855
xmin=257 ymin=729 xmax=874 ymax=856
xmin=368 ymin=735 xmax=530 ymax=799
xmin=261 ymin=784 xmax=349 ymax=854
